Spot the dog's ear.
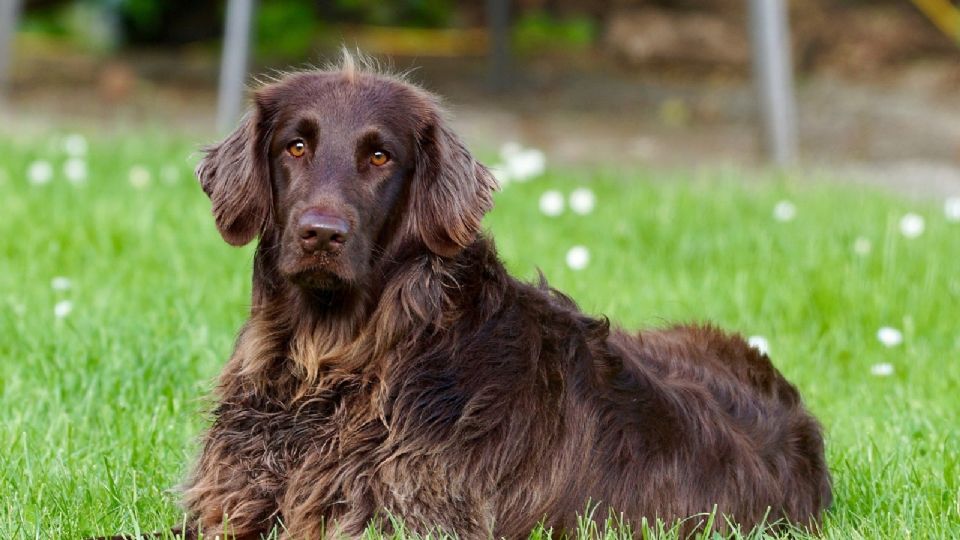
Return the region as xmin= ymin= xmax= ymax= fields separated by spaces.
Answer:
xmin=195 ymin=93 xmax=277 ymax=247
xmin=409 ymin=110 xmax=498 ymax=258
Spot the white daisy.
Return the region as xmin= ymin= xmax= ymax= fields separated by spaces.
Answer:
xmin=870 ymin=363 xmax=894 ymax=377
xmin=27 ymin=161 xmax=54 ymax=185
xmin=944 ymin=197 xmax=960 ymax=222
xmin=62 ymin=133 xmax=88 ymax=157
xmin=565 ymin=246 xmax=590 ymax=270
xmin=63 ymin=158 xmax=88 ymax=184
xmin=772 ymin=200 xmax=796 ymax=222
xmin=538 ymin=190 xmax=565 ymax=216
xmin=747 ymin=335 xmax=770 ymax=356
xmin=506 ymin=148 xmax=546 ymax=182
xmin=899 ymin=213 xmax=924 ymax=239
xmin=489 ymin=165 xmax=511 ymax=186
xmin=569 ymin=188 xmax=596 ymax=215
xmin=51 ymin=277 xmax=72 ymax=291
xmin=876 ymin=326 xmax=903 ymax=348
xmin=853 ymin=237 xmax=872 ymax=256
xmin=54 ymin=300 xmax=73 ymax=319
xmin=128 ymin=165 xmax=151 ymax=189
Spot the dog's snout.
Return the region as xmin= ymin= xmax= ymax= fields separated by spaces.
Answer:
xmin=297 ymin=210 xmax=350 ymax=253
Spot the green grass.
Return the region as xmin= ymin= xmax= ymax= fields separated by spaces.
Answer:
xmin=0 ymin=132 xmax=958 ymax=539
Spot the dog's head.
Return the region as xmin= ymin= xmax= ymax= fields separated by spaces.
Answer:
xmin=196 ymin=56 xmax=497 ymax=292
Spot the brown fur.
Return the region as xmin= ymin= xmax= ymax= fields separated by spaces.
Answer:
xmin=179 ymin=56 xmax=831 ymax=539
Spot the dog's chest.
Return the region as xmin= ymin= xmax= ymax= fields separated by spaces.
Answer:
xmin=268 ymin=380 xmax=385 ymax=460
xmin=238 ymin=379 xmax=390 ymax=496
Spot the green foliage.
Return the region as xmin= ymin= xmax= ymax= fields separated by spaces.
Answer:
xmin=18 ymin=7 xmax=71 ymax=38
xmin=0 ymin=132 xmax=958 ymax=538
xmin=333 ymin=0 xmax=454 ymax=27
xmin=119 ymin=0 xmax=164 ymax=35
xmin=19 ymin=1 xmax=119 ymax=50
xmin=255 ymin=0 xmax=319 ymax=60
xmin=513 ymin=11 xmax=597 ymax=54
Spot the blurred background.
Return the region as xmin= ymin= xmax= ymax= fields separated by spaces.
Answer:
xmin=1 ymin=0 xmax=959 ymax=192
xmin=2 ymin=6 xmax=959 ymax=536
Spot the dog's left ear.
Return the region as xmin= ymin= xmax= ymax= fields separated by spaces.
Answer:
xmin=410 ymin=110 xmax=498 ymax=258
xmin=195 ymin=92 xmax=277 ymax=247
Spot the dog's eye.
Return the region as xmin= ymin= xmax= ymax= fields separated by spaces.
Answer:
xmin=287 ymin=140 xmax=306 ymax=158
xmin=370 ymin=151 xmax=390 ymax=167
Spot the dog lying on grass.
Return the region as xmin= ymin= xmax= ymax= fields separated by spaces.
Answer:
xmin=103 ymin=53 xmax=831 ymax=539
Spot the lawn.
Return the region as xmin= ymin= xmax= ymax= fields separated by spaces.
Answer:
xmin=0 ymin=132 xmax=958 ymax=539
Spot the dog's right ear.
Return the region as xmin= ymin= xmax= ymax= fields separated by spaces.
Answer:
xmin=196 ymin=94 xmax=276 ymax=247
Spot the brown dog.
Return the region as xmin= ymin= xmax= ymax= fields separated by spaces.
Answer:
xmin=166 ymin=54 xmax=832 ymax=539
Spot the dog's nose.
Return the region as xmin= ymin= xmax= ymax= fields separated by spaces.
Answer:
xmin=297 ymin=210 xmax=349 ymax=253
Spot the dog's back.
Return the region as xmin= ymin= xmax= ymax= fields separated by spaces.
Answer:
xmin=421 ymin=254 xmax=832 ymax=536
xmin=576 ymin=324 xmax=833 ymax=532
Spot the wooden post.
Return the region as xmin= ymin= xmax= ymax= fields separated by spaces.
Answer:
xmin=486 ymin=0 xmax=510 ymax=91
xmin=217 ymin=0 xmax=256 ymax=134
xmin=0 ymin=0 xmax=22 ymax=97
xmin=749 ymin=0 xmax=798 ymax=165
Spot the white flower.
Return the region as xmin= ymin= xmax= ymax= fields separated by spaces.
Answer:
xmin=63 ymin=133 xmax=88 ymax=157
xmin=27 ymin=161 xmax=54 ymax=185
xmin=747 ymin=335 xmax=770 ymax=356
xmin=489 ymin=165 xmax=511 ymax=186
xmin=853 ymin=237 xmax=872 ymax=256
xmin=877 ymin=326 xmax=903 ymax=347
xmin=54 ymin=300 xmax=73 ymax=319
xmin=772 ymin=200 xmax=796 ymax=222
xmin=565 ymin=246 xmax=590 ymax=270
xmin=160 ymin=164 xmax=180 ymax=184
xmin=569 ymin=188 xmax=596 ymax=215
xmin=539 ymin=190 xmax=565 ymax=216
xmin=128 ymin=165 xmax=151 ymax=189
xmin=63 ymin=158 xmax=88 ymax=184
xmin=944 ymin=197 xmax=960 ymax=222
xmin=496 ymin=142 xmax=546 ymax=182
xmin=505 ymin=148 xmax=546 ymax=182
xmin=51 ymin=276 xmax=72 ymax=291
xmin=870 ymin=363 xmax=894 ymax=377
xmin=899 ymin=213 xmax=924 ymax=239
